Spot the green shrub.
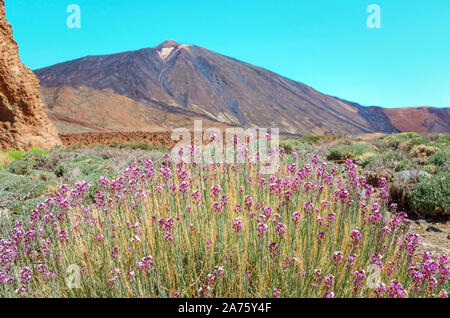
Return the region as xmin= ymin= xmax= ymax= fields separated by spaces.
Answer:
xmin=6 ymin=152 xmax=46 ymax=175
xmin=380 ymin=132 xmax=415 ymax=147
xmin=300 ymin=136 xmax=325 ymax=144
xmin=54 ymin=155 xmax=115 ymax=179
xmin=280 ymin=138 xmax=310 ymax=154
xmin=4 ymin=148 xmax=47 ymax=161
xmin=122 ymin=142 xmax=171 ymax=153
xmin=5 ymin=150 xmax=26 ymax=160
xmin=395 ymin=159 xmax=413 ymax=172
xmin=435 ymin=133 xmax=450 ymax=147
xmin=0 ymin=171 xmax=56 ymax=198
xmin=28 ymin=147 xmax=50 ymax=156
xmin=0 ymin=170 xmax=58 ymax=215
xmin=327 ymin=148 xmax=353 ymax=161
xmin=409 ymin=170 xmax=450 ymax=216
xmin=9 ymin=197 xmax=46 ymax=216
xmin=381 ymin=132 xmax=430 ymax=150
xmin=361 ymin=151 xmax=405 ymax=169
xmin=123 ymin=141 xmax=152 ymax=151
xmin=26 ymin=169 xmax=58 ymax=185
xmin=384 ymin=151 xmax=404 ymax=162
xmin=426 ymin=151 xmax=449 ymax=167
xmin=54 ymin=155 xmax=117 ymax=203
xmin=424 ymin=164 xmax=438 ymax=175
xmin=408 ymin=136 xmax=431 ymax=150
xmin=326 ymin=143 xmax=375 ymax=161
xmin=280 ymin=141 xmax=293 ymax=154
xmin=361 ymin=156 xmax=377 ymax=168
xmin=147 ymin=144 xmax=172 ymax=152
xmin=109 ymin=141 xmax=121 ymax=148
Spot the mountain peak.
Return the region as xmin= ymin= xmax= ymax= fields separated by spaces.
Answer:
xmin=34 ymin=42 xmax=450 ymax=136
xmin=154 ymin=40 xmax=180 ymax=50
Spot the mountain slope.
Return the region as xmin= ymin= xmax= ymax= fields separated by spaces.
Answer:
xmin=35 ymin=40 xmax=449 ymax=135
xmin=40 ymin=86 xmax=231 ymax=134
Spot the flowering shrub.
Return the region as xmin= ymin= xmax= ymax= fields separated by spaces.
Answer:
xmin=0 ymin=141 xmax=448 ymax=298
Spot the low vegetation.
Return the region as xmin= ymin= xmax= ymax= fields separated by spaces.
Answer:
xmin=0 ymin=133 xmax=448 ymax=298
xmin=409 ymin=170 xmax=450 ymax=217
xmin=326 ymin=143 xmax=376 ymax=162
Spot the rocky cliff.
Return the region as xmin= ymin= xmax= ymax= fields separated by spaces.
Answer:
xmin=0 ymin=0 xmax=61 ymax=150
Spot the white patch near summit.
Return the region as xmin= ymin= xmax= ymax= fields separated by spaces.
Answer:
xmin=158 ymin=47 xmax=174 ymax=60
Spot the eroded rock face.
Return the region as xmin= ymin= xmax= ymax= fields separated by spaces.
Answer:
xmin=0 ymin=0 xmax=61 ymax=150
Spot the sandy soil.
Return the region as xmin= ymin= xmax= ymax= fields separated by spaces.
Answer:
xmin=409 ymin=220 xmax=450 ymax=258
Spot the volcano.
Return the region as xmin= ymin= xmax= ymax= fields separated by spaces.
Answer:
xmin=35 ymin=40 xmax=449 ymax=135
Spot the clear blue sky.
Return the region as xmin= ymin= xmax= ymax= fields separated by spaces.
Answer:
xmin=5 ymin=0 xmax=450 ymax=108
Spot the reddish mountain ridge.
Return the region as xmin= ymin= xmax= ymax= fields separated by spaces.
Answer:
xmin=367 ymin=106 xmax=449 ymax=134
xmin=35 ymin=40 xmax=449 ymax=136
